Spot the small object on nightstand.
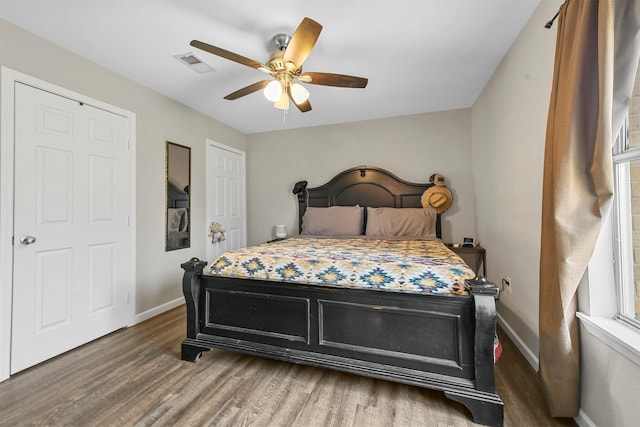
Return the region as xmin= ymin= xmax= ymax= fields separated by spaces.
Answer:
xmin=275 ymin=224 xmax=287 ymax=239
xmin=462 ymin=237 xmax=474 ymax=247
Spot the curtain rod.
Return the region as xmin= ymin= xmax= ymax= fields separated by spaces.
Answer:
xmin=545 ymin=10 xmax=560 ymax=29
xmin=545 ymin=0 xmax=568 ymax=29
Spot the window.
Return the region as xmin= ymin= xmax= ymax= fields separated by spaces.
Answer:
xmin=612 ymin=67 xmax=640 ymax=327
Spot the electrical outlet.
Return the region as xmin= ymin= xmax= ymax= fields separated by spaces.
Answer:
xmin=502 ymin=277 xmax=512 ymax=294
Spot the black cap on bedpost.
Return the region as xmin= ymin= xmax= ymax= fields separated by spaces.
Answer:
xmin=292 ymin=180 xmax=308 ymax=201
xmin=181 ymin=257 xmax=207 ymax=272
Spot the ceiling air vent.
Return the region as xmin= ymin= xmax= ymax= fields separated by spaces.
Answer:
xmin=173 ymin=52 xmax=215 ymax=73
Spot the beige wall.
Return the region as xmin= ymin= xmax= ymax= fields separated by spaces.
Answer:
xmin=579 ymin=331 xmax=640 ymax=427
xmin=0 ymin=19 xmax=248 ymax=315
xmin=246 ymin=109 xmax=476 ymax=246
xmin=472 ymin=0 xmax=639 ymax=425
xmin=471 ymin=0 xmax=556 ymax=359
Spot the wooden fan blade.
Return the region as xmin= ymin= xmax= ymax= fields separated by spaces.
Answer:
xmin=282 ymin=17 xmax=322 ymax=69
xmin=288 ymin=91 xmax=312 ymax=112
xmin=224 ymin=80 xmax=271 ymax=100
xmin=191 ymin=40 xmax=266 ymax=70
xmin=300 ymin=72 xmax=368 ymax=88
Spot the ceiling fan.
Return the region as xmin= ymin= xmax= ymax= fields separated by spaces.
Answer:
xmin=190 ymin=17 xmax=368 ymax=113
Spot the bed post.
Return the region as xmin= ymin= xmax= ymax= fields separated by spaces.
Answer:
xmin=445 ymin=283 xmax=504 ymax=426
xmin=293 ymin=180 xmax=308 ymax=234
xmin=180 ymin=257 xmax=209 ymax=362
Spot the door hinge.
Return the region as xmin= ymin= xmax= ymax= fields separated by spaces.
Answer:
xmin=127 ymin=216 xmax=130 ymax=226
xmin=126 ymin=292 xmax=130 ymax=304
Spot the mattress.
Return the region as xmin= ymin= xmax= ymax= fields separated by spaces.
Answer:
xmin=208 ymin=237 xmax=475 ymax=296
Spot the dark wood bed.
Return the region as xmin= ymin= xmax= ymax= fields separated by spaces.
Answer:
xmin=181 ymin=166 xmax=503 ymax=426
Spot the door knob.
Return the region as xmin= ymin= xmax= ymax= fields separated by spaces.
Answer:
xmin=19 ymin=236 xmax=37 ymax=245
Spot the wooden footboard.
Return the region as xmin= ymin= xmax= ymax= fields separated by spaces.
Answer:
xmin=180 ymin=258 xmax=503 ymax=426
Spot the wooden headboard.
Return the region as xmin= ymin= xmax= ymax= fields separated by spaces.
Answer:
xmin=292 ymin=166 xmax=441 ymax=237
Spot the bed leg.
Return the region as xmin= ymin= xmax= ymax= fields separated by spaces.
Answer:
xmin=180 ymin=258 xmax=208 ymax=363
xmin=472 ymin=293 xmax=499 ymax=392
xmin=444 ymin=391 xmax=504 ymax=427
xmin=456 ymin=284 xmax=503 ymax=426
xmin=181 ymin=340 xmax=210 ymax=362
xmin=181 ymin=257 xmax=208 ymax=339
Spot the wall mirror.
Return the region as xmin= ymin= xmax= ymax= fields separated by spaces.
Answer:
xmin=166 ymin=141 xmax=191 ymax=251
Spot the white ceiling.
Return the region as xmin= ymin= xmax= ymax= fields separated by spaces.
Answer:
xmin=0 ymin=0 xmax=540 ymax=134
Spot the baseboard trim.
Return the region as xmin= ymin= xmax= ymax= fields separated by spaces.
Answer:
xmin=573 ymin=409 xmax=596 ymax=427
xmin=496 ymin=313 xmax=539 ymax=371
xmin=496 ymin=316 xmax=593 ymax=427
xmin=134 ymin=297 xmax=184 ymax=325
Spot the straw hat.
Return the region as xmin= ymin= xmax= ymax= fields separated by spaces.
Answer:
xmin=429 ymin=173 xmax=446 ymax=186
xmin=421 ymin=185 xmax=453 ymax=213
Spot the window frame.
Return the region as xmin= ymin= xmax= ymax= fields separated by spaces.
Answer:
xmin=612 ymin=117 xmax=640 ymax=329
xmin=576 ymin=116 xmax=640 ymax=367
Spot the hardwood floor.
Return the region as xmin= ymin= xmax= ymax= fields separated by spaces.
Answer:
xmin=0 ymin=305 xmax=576 ymax=427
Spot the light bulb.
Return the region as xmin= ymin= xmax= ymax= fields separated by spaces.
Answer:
xmin=264 ymin=80 xmax=282 ymax=102
xmin=274 ymin=90 xmax=289 ymax=110
xmin=290 ymin=83 xmax=310 ymax=104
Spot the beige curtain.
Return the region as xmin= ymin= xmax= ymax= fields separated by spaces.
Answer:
xmin=540 ymin=0 xmax=640 ymax=417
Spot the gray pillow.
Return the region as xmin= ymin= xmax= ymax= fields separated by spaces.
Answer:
xmin=301 ymin=206 xmax=363 ymax=236
xmin=365 ymin=207 xmax=437 ymax=238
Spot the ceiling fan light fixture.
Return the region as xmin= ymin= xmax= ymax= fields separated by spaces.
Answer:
xmin=264 ymin=80 xmax=282 ymax=102
xmin=290 ymin=83 xmax=310 ymax=104
xmin=274 ymin=90 xmax=290 ymax=110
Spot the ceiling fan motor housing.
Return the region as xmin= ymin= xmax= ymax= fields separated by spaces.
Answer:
xmin=273 ymin=33 xmax=291 ymax=52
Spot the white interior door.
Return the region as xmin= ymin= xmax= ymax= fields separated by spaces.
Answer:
xmin=11 ymin=83 xmax=131 ymax=374
xmin=206 ymin=141 xmax=246 ymax=262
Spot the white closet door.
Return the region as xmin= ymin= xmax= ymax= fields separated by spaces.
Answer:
xmin=11 ymin=83 xmax=131 ymax=374
xmin=206 ymin=142 xmax=246 ymax=262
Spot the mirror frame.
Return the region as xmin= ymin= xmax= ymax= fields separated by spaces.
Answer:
xmin=165 ymin=141 xmax=191 ymax=251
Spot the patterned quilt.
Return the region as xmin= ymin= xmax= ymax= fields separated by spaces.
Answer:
xmin=208 ymin=237 xmax=475 ymax=297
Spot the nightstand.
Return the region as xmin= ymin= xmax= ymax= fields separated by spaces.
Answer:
xmin=446 ymin=244 xmax=486 ymax=276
